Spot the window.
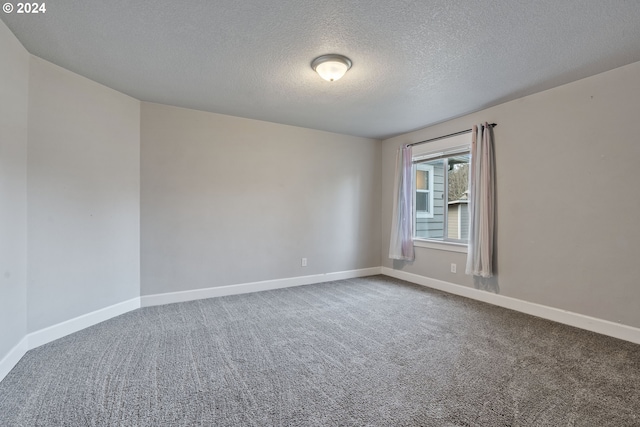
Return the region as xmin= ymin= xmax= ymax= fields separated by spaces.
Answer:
xmin=414 ymin=164 xmax=434 ymax=219
xmin=413 ymin=145 xmax=470 ymax=244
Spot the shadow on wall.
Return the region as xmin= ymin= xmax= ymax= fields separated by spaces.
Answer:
xmin=474 ymin=276 xmax=499 ymax=293
xmin=392 ymin=259 xmax=411 ymax=270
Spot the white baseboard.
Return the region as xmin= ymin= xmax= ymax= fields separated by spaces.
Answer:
xmin=27 ymin=297 xmax=141 ymax=350
xmin=141 ymin=267 xmax=383 ymax=307
xmin=1 ymin=297 xmax=141 ymax=383
xmin=0 ymin=336 xmax=28 ymax=383
xmin=382 ymin=267 xmax=640 ymax=345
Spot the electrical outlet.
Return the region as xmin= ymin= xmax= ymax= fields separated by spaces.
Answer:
xmin=451 ymin=263 xmax=457 ymax=273
xmin=301 ymin=258 xmax=307 ymax=267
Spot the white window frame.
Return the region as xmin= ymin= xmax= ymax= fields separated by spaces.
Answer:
xmin=414 ymin=164 xmax=434 ymax=219
xmin=411 ymin=132 xmax=471 ymax=252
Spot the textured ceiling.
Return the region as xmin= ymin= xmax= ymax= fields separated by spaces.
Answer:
xmin=3 ymin=1 xmax=640 ymax=139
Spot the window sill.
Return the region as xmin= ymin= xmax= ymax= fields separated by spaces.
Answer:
xmin=413 ymin=239 xmax=468 ymax=253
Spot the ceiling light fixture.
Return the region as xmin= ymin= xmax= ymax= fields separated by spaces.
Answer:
xmin=311 ymin=54 xmax=352 ymax=82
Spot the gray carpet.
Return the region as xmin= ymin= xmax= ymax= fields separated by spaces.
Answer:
xmin=1 ymin=275 xmax=639 ymax=426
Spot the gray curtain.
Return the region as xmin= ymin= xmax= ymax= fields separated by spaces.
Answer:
xmin=389 ymin=145 xmax=415 ymax=261
xmin=465 ymin=123 xmax=495 ymax=277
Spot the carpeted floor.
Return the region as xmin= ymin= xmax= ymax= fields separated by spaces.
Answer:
xmin=1 ymin=275 xmax=639 ymax=426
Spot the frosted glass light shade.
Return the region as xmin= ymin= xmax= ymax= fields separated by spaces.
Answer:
xmin=311 ymin=54 xmax=352 ymax=82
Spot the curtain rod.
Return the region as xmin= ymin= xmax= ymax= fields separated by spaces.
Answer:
xmin=407 ymin=123 xmax=497 ymax=148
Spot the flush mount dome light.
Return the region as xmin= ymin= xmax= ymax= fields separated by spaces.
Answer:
xmin=311 ymin=54 xmax=352 ymax=82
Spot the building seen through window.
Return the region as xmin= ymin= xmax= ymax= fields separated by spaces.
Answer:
xmin=414 ymin=153 xmax=470 ymax=242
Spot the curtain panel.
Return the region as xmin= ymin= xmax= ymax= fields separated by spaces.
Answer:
xmin=465 ymin=123 xmax=495 ymax=277
xmin=389 ymin=145 xmax=415 ymax=261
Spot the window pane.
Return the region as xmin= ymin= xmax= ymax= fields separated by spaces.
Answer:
xmin=416 ymin=191 xmax=428 ymax=211
xmin=415 ymin=159 xmax=444 ymax=239
xmin=416 ymin=170 xmax=427 ymax=190
xmin=447 ymin=154 xmax=470 ymax=202
xmin=447 ymin=154 xmax=469 ymax=242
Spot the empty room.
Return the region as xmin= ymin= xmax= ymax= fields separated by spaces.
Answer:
xmin=1 ymin=1 xmax=640 ymax=425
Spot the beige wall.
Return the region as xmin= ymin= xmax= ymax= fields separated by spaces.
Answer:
xmin=382 ymin=61 xmax=640 ymax=328
xmin=141 ymin=102 xmax=381 ymax=296
xmin=0 ymin=21 xmax=29 ymax=360
xmin=27 ymin=57 xmax=141 ymax=332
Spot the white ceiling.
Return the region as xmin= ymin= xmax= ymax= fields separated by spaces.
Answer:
xmin=3 ymin=1 xmax=640 ymax=139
